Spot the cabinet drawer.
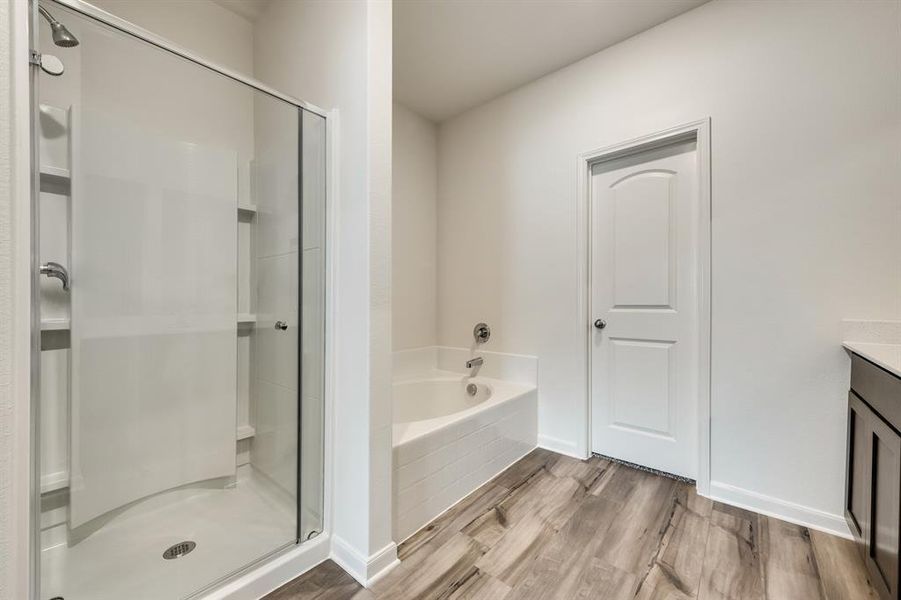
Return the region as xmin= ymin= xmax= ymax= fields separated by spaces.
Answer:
xmin=851 ymin=354 xmax=901 ymax=430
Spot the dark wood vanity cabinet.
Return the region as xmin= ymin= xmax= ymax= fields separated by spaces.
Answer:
xmin=846 ymin=354 xmax=901 ymax=600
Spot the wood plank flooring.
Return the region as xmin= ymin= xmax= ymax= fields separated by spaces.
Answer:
xmin=264 ymin=449 xmax=877 ymax=600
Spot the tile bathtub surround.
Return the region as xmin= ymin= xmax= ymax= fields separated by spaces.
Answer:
xmin=842 ymin=319 xmax=901 ymax=345
xmin=391 ymin=345 xmax=539 ymax=541
xmin=392 ymin=347 xmax=440 ymax=381
xmin=392 ymin=389 xmax=538 ymax=542
xmin=436 ymin=347 xmax=537 ymax=385
xmin=392 ymin=346 xmax=538 ymax=385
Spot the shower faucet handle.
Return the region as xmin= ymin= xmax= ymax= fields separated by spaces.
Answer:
xmin=274 ymin=320 xmax=288 ymax=331
xmin=40 ymin=261 xmax=69 ymax=290
xmin=473 ymin=322 xmax=491 ymax=344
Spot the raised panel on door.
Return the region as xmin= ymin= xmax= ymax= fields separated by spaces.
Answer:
xmin=868 ymin=413 xmax=901 ymax=599
xmin=611 ymin=172 xmax=676 ymax=309
xmin=609 ymin=339 xmax=674 ymax=437
xmin=847 ymin=392 xmax=870 ymax=546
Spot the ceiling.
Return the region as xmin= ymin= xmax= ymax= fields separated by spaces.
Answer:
xmin=394 ymin=0 xmax=708 ymax=122
xmin=212 ymin=0 xmax=271 ymax=22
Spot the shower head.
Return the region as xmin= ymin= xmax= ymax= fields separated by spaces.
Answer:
xmin=39 ymin=6 xmax=79 ymax=47
xmin=49 ymin=19 xmax=79 ymax=47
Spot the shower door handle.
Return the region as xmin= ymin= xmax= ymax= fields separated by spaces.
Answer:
xmin=274 ymin=320 xmax=288 ymax=331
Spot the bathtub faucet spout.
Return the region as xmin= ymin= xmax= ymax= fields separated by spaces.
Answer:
xmin=465 ymin=356 xmax=484 ymax=372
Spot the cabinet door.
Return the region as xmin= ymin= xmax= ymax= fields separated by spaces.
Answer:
xmin=867 ymin=411 xmax=901 ymax=599
xmin=847 ymin=392 xmax=870 ymax=547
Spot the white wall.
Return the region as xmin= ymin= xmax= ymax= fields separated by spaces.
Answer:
xmin=0 ymin=0 xmax=32 ymax=596
xmin=437 ymin=0 xmax=901 ymax=530
xmin=392 ymin=102 xmax=437 ymax=350
xmin=90 ymin=0 xmax=254 ymax=75
xmin=254 ymin=0 xmax=395 ymax=582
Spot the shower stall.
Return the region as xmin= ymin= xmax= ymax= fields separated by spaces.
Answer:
xmin=30 ymin=1 xmax=328 ymax=598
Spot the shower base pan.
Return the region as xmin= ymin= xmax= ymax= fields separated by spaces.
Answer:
xmin=41 ymin=465 xmax=297 ymax=600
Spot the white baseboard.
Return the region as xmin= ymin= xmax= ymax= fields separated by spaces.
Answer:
xmin=365 ymin=545 xmax=401 ymax=587
xmin=330 ymin=535 xmax=399 ymax=587
xmin=329 ymin=535 xmax=368 ymax=584
xmin=205 ymin=534 xmax=330 ymax=599
xmin=538 ymin=434 xmax=585 ymax=459
xmin=709 ymin=481 xmax=851 ymax=539
xmin=365 ymin=541 xmax=400 ymax=585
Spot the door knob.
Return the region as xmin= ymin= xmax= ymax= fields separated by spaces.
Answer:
xmin=274 ymin=320 xmax=288 ymax=331
xmin=594 ymin=319 xmax=606 ymax=330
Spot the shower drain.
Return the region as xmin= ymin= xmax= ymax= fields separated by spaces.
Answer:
xmin=162 ymin=540 xmax=197 ymax=560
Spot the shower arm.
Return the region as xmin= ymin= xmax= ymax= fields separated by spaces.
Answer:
xmin=38 ymin=5 xmax=54 ymax=23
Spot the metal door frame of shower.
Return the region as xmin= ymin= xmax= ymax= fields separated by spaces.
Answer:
xmin=25 ymin=1 xmax=335 ymax=598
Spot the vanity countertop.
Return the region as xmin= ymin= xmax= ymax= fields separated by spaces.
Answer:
xmin=843 ymin=341 xmax=901 ymax=379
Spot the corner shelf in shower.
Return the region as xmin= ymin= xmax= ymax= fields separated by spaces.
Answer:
xmin=41 ymin=317 xmax=70 ymax=331
xmin=237 ymin=203 xmax=257 ymax=215
xmin=38 ymin=103 xmax=73 ymax=193
xmin=41 ymin=470 xmax=69 ymax=494
xmin=41 ymin=315 xmax=257 ymax=332
xmin=236 ymin=425 xmax=256 ymax=441
xmin=40 ymin=166 xmax=71 ymax=192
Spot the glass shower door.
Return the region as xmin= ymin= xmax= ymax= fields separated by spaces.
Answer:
xmin=35 ymin=2 xmax=325 ymax=598
xmin=69 ymin=109 xmax=240 ymax=531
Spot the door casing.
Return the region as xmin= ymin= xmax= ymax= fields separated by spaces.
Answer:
xmin=576 ymin=119 xmax=712 ymax=495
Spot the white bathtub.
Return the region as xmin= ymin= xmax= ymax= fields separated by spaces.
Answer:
xmin=392 ymin=363 xmax=537 ymax=542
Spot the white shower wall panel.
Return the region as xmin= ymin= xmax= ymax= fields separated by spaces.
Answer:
xmin=69 ymin=114 xmax=238 ymax=527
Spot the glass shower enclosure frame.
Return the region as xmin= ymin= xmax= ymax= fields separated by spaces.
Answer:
xmin=28 ymin=1 xmax=328 ymax=598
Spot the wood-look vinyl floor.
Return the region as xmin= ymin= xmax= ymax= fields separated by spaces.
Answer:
xmin=264 ymin=449 xmax=877 ymax=600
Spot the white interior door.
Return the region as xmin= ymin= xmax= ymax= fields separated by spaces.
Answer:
xmin=590 ymin=140 xmax=699 ymax=479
